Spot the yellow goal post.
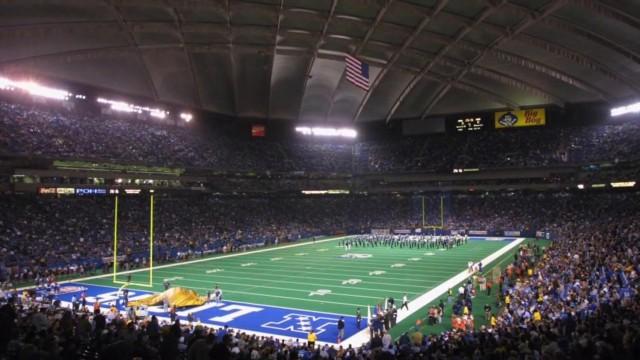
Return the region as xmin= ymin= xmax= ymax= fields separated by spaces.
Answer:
xmin=112 ymin=193 xmax=154 ymax=287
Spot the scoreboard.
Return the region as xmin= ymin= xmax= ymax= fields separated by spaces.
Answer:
xmin=454 ymin=117 xmax=486 ymax=132
xmin=447 ymin=115 xmax=489 ymax=133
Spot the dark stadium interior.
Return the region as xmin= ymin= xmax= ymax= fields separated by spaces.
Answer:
xmin=1 ymin=0 xmax=640 ymax=359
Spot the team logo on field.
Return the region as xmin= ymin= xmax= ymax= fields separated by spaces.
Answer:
xmin=340 ymin=253 xmax=372 ymax=259
xmin=262 ymin=313 xmax=339 ymax=335
xmin=341 ymin=278 xmax=362 ymax=285
xmin=57 ymin=286 xmax=87 ymax=295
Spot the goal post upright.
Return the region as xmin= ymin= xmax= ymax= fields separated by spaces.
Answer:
xmin=149 ymin=192 xmax=154 ymax=286
xmin=422 ymin=195 xmax=445 ymax=231
xmin=112 ymin=193 xmax=155 ymax=288
xmin=112 ymin=195 xmax=119 ymax=283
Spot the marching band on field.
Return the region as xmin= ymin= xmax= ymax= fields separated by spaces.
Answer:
xmin=340 ymin=234 xmax=468 ymax=250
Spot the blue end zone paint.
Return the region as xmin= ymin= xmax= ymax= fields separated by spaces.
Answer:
xmin=54 ymin=283 xmax=360 ymax=343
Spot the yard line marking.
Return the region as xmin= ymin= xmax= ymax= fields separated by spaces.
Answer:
xmin=170 ymin=265 xmax=440 ymax=284
xmin=309 ymin=289 xmax=332 ymax=296
xmin=37 ymin=235 xmax=349 ymax=288
xmin=341 ymin=279 xmax=362 ymax=285
xmin=148 ymin=268 xmax=432 ymax=291
xmin=205 ymin=269 xmax=224 ymax=274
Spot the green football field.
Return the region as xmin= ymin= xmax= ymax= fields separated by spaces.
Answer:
xmin=83 ymin=236 xmax=511 ymax=316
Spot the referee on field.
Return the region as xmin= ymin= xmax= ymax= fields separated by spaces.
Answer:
xmin=337 ymin=316 xmax=345 ymax=342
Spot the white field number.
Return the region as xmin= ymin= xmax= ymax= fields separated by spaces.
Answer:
xmin=210 ymin=304 xmax=263 ymax=323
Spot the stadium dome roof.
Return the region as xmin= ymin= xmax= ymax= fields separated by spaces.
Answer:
xmin=1 ymin=0 xmax=639 ymax=122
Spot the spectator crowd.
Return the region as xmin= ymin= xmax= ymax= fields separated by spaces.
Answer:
xmin=0 ymin=190 xmax=638 ymax=359
xmin=2 ymin=100 xmax=640 ymax=174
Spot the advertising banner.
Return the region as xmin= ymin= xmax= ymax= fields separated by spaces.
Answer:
xmin=495 ymin=108 xmax=546 ymax=128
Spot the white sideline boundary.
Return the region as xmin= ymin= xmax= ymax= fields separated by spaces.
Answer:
xmin=340 ymin=237 xmax=525 ymax=348
xmin=19 ymin=235 xmax=348 ymax=290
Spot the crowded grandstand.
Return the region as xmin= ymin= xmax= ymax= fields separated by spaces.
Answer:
xmin=1 ymin=0 xmax=640 ymax=359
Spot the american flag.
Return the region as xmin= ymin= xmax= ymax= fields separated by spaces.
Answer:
xmin=345 ymin=55 xmax=370 ymax=91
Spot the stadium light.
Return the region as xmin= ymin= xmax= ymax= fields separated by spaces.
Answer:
xmin=180 ymin=113 xmax=193 ymax=122
xmin=150 ymin=110 xmax=166 ymax=119
xmin=295 ymin=126 xmax=357 ymax=138
xmin=611 ymin=101 xmax=640 ymax=117
xmin=610 ymin=181 xmax=636 ymax=188
xmin=98 ymin=97 xmax=169 ymax=118
xmin=0 ymin=77 xmax=71 ymax=100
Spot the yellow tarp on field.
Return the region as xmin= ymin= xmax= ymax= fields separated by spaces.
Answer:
xmin=128 ymin=287 xmax=207 ymax=308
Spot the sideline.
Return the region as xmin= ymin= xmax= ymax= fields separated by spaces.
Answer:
xmin=341 ymin=237 xmax=525 ymax=348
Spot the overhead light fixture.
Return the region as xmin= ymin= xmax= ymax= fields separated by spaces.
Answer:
xmin=0 ymin=76 xmax=71 ymax=100
xmin=180 ymin=113 xmax=193 ymax=122
xmin=611 ymin=101 xmax=640 ymax=117
xmin=295 ymin=126 xmax=357 ymax=138
xmin=610 ymin=181 xmax=636 ymax=188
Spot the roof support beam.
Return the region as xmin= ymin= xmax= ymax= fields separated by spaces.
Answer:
xmin=225 ymin=0 xmax=238 ymax=114
xmin=505 ymin=2 xmax=640 ymax=65
xmin=165 ymin=1 xmax=203 ymax=109
xmin=384 ymin=0 xmax=506 ymax=123
xmin=351 ymin=0 xmax=450 ymax=123
xmin=418 ymin=0 xmax=570 ymax=120
xmin=295 ymin=0 xmax=338 ymax=121
xmin=266 ymin=0 xmax=284 ymax=120
xmin=103 ymin=0 xmax=160 ymax=101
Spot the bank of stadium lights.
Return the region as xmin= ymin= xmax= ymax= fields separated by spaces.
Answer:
xmin=180 ymin=113 xmax=193 ymax=122
xmin=97 ymin=97 xmax=169 ymax=119
xmin=295 ymin=126 xmax=357 ymax=138
xmin=0 ymin=76 xmax=72 ymax=100
xmin=611 ymin=101 xmax=640 ymax=117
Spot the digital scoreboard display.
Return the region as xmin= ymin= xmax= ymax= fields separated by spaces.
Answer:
xmin=454 ymin=117 xmax=485 ymax=132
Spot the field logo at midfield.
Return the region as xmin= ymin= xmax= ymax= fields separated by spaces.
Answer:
xmin=240 ymin=262 xmax=257 ymax=267
xmin=308 ymin=289 xmax=332 ymax=296
xmin=340 ymin=253 xmax=372 ymax=259
xmin=390 ymin=263 xmax=406 ymax=268
xmin=262 ymin=313 xmax=339 ymax=335
xmin=369 ymin=270 xmax=386 ymax=276
xmin=341 ymin=279 xmax=362 ymax=285
xmin=205 ymin=269 xmax=224 ymax=274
